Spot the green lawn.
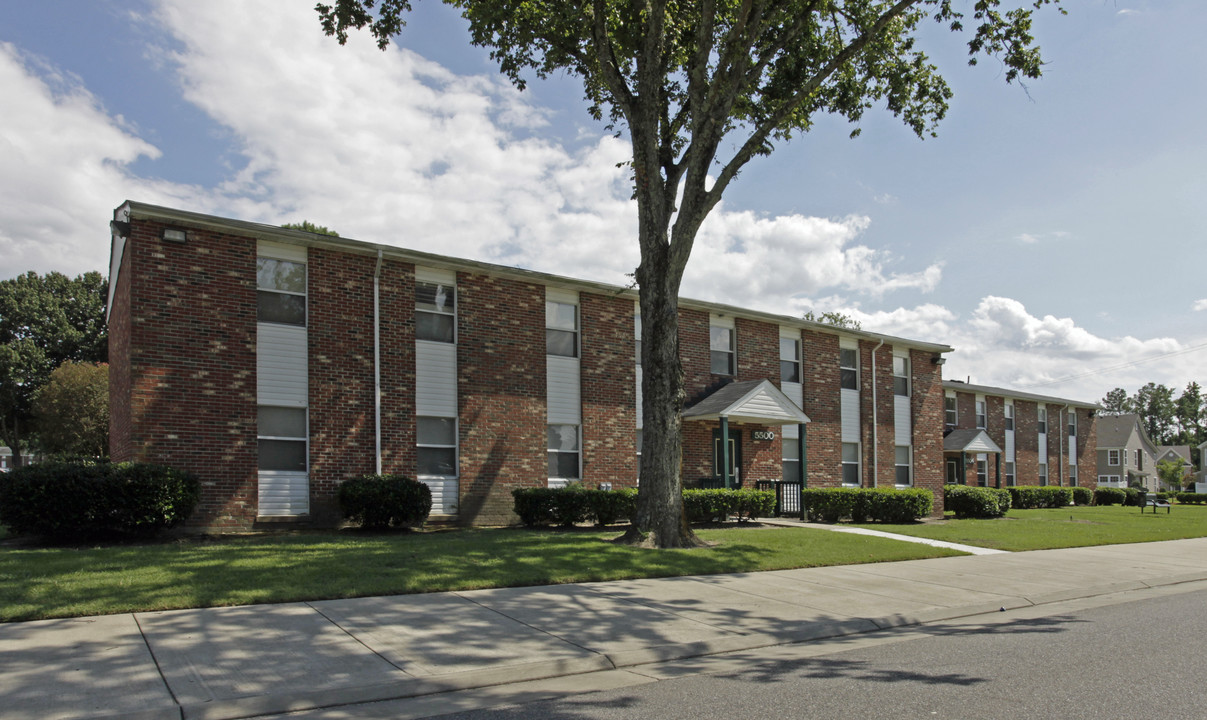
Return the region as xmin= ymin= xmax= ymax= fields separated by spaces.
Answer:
xmin=854 ymin=504 xmax=1207 ymax=551
xmin=0 ymin=525 xmax=961 ymax=622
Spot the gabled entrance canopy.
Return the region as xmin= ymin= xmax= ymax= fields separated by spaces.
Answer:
xmin=682 ymin=379 xmax=810 ymax=426
xmin=943 ymin=429 xmax=1003 ymax=455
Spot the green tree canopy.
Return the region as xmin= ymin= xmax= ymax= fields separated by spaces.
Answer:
xmin=1100 ymin=387 xmax=1129 ymax=415
xmin=803 ymin=311 xmax=862 ymax=330
xmin=32 ymin=361 xmax=110 ymax=458
xmin=0 ymin=271 xmax=107 ymax=466
xmin=318 ymin=0 xmax=1062 ymax=547
xmin=282 ymin=221 xmax=340 ymax=237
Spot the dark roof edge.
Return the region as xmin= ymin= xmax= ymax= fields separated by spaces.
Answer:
xmin=117 ymin=201 xmax=955 ymax=354
xmin=943 ymin=379 xmax=1101 ymax=409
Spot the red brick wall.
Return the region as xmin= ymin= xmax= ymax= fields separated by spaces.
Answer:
xmin=456 ymin=273 xmax=545 ymax=524
xmin=802 ymin=330 xmax=841 ymax=487
xmin=114 ymin=218 xmax=258 ymax=530
xmin=735 ymin=318 xmax=778 ymax=383
xmin=378 ymin=260 xmax=416 ymax=475
xmin=108 ymin=238 xmax=133 ymax=461
xmin=1074 ymin=408 xmax=1097 ymax=486
xmin=680 ymin=308 xmax=713 ymax=402
xmin=985 ymin=395 xmax=1005 ymax=487
xmin=955 ymin=391 xmax=976 ymax=431
xmin=911 ymin=349 xmax=944 ymax=512
xmin=858 ymin=341 xmax=895 ymax=487
xmin=581 ymin=292 xmax=637 ymax=487
xmin=1014 ymin=400 xmax=1038 ymax=484
xmin=307 ymin=248 xmax=377 ymax=523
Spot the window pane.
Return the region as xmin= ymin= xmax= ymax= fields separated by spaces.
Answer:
xmin=840 ymin=348 xmax=857 ymax=369
xmin=782 ymin=459 xmax=800 ymax=483
xmin=710 ymin=326 xmax=732 ymax=352
xmin=418 ymin=417 xmax=456 ymax=445
xmin=416 ymin=283 xmax=454 ymax=314
xmin=258 ymin=407 xmax=306 ymax=438
xmin=895 ymin=465 xmax=911 ymax=486
xmin=418 ymin=447 xmax=457 ymax=476
xmin=895 ymin=446 xmax=909 ymax=464
xmin=840 ymin=368 xmax=857 ymax=390
xmin=782 ymin=440 xmax=799 ymax=462
xmin=780 ymin=359 xmax=800 ymax=383
xmin=258 ymin=291 xmax=306 ymax=325
xmin=892 ymin=356 xmax=907 ymax=377
xmin=547 ymin=329 xmax=577 ymax=357
xmin=548 ymin=425 xmax=579 ymax=452
xmin=893 ymin=376 xmax=908 ymax=396
xmin=546 ymin=301 xmax=577 ymax=331
xmin=711 ymin=350 xmax=733 ymax=375
xmin=842 ymin=443 xmax=858 ymax=463
xmin=842 ymin=463 xmax=859 ymax=485
xmin=780 ymin=338 xmax=799 ymax=362
xmin=548 ymin=452 xmax=580 ymax=479
xmin=257 ymin=258 xmax=306 ymax=293
xmin=416 ymin=312 xmax=454 ymax=342
xmin=258 ymin=439 xmax=306 ymax=471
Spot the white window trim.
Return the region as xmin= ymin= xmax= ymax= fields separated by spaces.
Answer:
xmin=416 ymin=415 xmax=459 ymax=479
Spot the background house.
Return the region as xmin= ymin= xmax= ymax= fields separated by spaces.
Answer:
xmin=1154 ymin=445 xmax=1193 ymax=491
xmin=1095 ymin=413 xmax=1158 ymax=492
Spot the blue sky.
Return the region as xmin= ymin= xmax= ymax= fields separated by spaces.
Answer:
xmin=1 ymin=0 xmax=1204 ymax=403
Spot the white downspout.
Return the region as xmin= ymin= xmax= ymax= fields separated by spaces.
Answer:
xmin=374 ymin=249 xmax=383 ymax=475
xmin=871 ymin=339 xmax=885 ymax=487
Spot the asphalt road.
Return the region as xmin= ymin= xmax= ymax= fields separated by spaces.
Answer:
xmin=275 ymin=583 xmax=1206 ymax=720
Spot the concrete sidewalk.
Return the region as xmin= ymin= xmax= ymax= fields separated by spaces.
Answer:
xmin=5 ymin=537 xmax=1207 ymax=720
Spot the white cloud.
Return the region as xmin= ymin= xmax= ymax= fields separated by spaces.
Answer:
xmin=1193 ymin=299 xmax=1207 ymax=311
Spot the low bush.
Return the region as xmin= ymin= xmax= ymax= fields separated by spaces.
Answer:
xmin=1008 ymin=486 xmax=1072 ymax=509
xmin=1071 ymin=487 xmax=1093 ymax=506
xmin=1093 ymin=487 xmax=1126 ymax=506
xmin=683 ymin=488 xmax=775 ymax=523
xmin=511 ymin=486 xmax=637 ymax=527
xmin=944 ymin=485 xmax=1011 ymax=519
xmin=339 ymin=474 xmax=432 ymax=530
xmin=0 ymin=461 xmax=199 ymax=540
xmin=1123 ymin=487 xmax=1143 ymax=507
xmin=802 ymin=487 xmax=933 ymax=523
xmin=1177 ymin=492 xmax=1207 ymax=505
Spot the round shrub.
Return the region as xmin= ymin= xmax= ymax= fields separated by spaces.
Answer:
xmin=1071 ymin=487 xmax=1093 ymax=506
xmin=0 ymin=461 xmax=199 ymax=540
xmin=339 ymin=474 xmax=432 ymax=529
xmin=944 ymin=485 xmax=1011 ymax=519
xmin=1093 ymin=487 xmax=1125 ymax=506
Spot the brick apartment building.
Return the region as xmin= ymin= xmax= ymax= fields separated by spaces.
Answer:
xmin=942 ymin=380 xmax=1099 ymax=489
xmin=108 ymin=201 xmax=959 ymax=531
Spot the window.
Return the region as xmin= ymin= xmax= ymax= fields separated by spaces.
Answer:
xmin=780 ymin=338 xmax=800 ymax=383
xmin=945 ymin=396 xmax=957 ymax=427
xmin=634 ymin=313 xmax=641 ymax=365
xmin=1004 ymin=404 xmax=1014 ymax=431
xmin=895 ymin=446 xmax=911 ymax=486
xmin=1039 ymin=462 xmax=1048 ymax=486
xmin=1098 ymin=475 xmax=1120 ymax=484
xmin=1108 ymin=449 xmax=1120 ymax=466
xmin=1135 ymin=449 xmax=1143 ymax=471
xmin=548 ymin=424 xmax=580 ymax=479
xmin=417 ymin=417 xmax=457 ymax=476
xmin=975 ymin=400 xmax=987 ymax=429
xmin=842 ymin=443 xmax=860 ymax=485
xmin=546 ymin=302 xmax=578 ymax=357
xmin=1067 ymin=411 xmax=1077 ymax=438
xmin=1069 ymin=465 xmax=1078 ymax=486
xmin=416 ymin=282 xmax=455 ymax=342
xmin=782 ymin=437 xmax=800 ymax=483
xmin=1037 ymin=408 xmax=1047 ymax=434
xmin=257 ymin=406 xmax=307 ymax=471
xmin=1005 ymin=461 xmax=1016 ymax=487
xmin=257 ymin=257 xmax=306 ymax=325
xmin=976 ymin=454 xmax=988 ymax=487
xmin=840 ymin=348 xmax=858 ymax=390
xmin=710 ymin=325 xmax=734 ymax=375
xmin=892 ymin=356 xmax=909 ymax=396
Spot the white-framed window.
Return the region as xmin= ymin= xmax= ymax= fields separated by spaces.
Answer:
xmin=710 ymin=324 xmax=735 ymax=375
xmin=1068 ymin=411 xmax=1077 ymax=438
xmin=895 ymin=446 xmax=912 ymax=486
xmin=546 ymin=301 xmax=578 ymax=357
xmin=257 ymin=406 xmax=307 ymax=471
xmin=945 ymin=395 xmax=957 ymax=427
xmin=1098 ymin=475 xmax=1120 ymax=483
xmin=1108 ymin=449 xmax=1120 ymax=465
xmin=842 ymin=442 xmax=860 ymax=485
xmin=257 ymin=257 xmax=306 ymax=326
xmin=548 ymin=424 xmax=580 ymax=480
xmin=892 ymin=356 xmax=910 ymax=396
xmin=975 ymin=399 xmax=987 ymax=429
xmin=1004 ymin=403 xmax=1014 ymax=431
xmin=783 ymin=436 xmax=800 ymax=483
xmin=416 ymin=282 xmax=456 ymax=343
xmin=840 ymin=348 xmax=858 ymax=391
xmin=780 ymin=337 xmax=801 ymax=383
xmin=1039 ymin=462 xmax=1049 ymax=486
xmin=1037 ymin=408 xmax=1047 ymax=434
xmin=417 ymin=416 xmax=457 ymax=477
xmin=1005 ymin=461 xmax=1016 ymax=487
xmin=1069 ymin=464 xmax=1078 ymax=485
xmin=976 ymin=453 xmax=988 ymax=487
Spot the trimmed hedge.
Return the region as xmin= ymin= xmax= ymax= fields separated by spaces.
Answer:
xmin=1093 ymin=487 xmax=1126 ymax=506
xmin=801 ymin=487 xmax=933 ymax=524
xmin=1177 ymin=493 xmax=1207 ymax=505
xmin=1123 ymin=487 xmax=1144 ymax=507
xmin=944 ymin=485 xmax=1011 ymax=519
xmin=0 ymin=461 xmax=200 ymax=540
xmin=1007 ymin=486 xmax=1072 ymax=509
xmin=339 ymin=474 xmax=432 ymax=529
xmin=512 ymin=487 xmax=638 ymax=527
xmin=682 ymin=488 xmax=775 ymax=523
xmin=1071 ymin=487 xmax=1092 ymax=506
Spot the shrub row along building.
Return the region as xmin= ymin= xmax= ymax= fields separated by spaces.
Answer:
xmin=107 ymin=202 xmax=1100 ymax=531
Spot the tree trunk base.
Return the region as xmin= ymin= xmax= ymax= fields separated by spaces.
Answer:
xmin=613 ymin=525 xmax=711 ymax=549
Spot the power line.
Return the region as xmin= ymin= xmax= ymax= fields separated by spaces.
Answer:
xmin=1020 ymin=340 xmax=1207 ymax=389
